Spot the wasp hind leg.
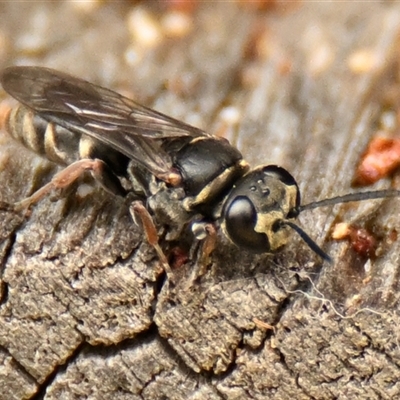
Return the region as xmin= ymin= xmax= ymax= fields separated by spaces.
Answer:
xmin=13 ymin=158 xmax=126 ymax=212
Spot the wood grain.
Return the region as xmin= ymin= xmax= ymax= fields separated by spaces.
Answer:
xmin=0 ymin=2 xmax=400 ymax=399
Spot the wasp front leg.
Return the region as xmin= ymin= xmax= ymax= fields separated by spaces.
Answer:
xmin=188 ymin=221 xmax=217 ymax=281
xmin=11 ymin=158 xmax=126 ymax=212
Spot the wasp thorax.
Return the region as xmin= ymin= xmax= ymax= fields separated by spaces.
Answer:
xmin=221 ymin=165 xmax=300 ymax=253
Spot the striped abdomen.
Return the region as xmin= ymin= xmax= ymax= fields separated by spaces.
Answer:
xmin=3 ymin=104 xmax=80 ymax=165
xmin=1 ymin=104 xmax=129 ymax=175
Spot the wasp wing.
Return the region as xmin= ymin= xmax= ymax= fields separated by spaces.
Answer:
xmin=1 ymin=66 xmax=209 ymax=179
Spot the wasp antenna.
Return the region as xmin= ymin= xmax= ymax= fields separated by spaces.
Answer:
xmin=299 ymin=189 xmax=400 ymax=212
xmin=282 ymin=220 xmax=332 ymax=263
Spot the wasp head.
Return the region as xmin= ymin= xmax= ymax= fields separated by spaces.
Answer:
xmin=221 ymin=165 xmax=300 ymax=253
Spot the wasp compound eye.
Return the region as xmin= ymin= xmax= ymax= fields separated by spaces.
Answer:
xmin=223 ymin=195 xmax=270 ymax=252
xmin=222 ymin=165 xmax=300 ymax=253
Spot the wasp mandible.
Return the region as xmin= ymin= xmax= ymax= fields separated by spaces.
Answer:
xmin=1 ymin=66 xmax=399 ymax=280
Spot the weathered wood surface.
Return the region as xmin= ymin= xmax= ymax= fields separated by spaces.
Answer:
xmin=1 ymin=2 xmax=400 ymax=399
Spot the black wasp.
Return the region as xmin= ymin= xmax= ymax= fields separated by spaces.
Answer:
xmin=1 ymin=66 xmax=399 ymax=280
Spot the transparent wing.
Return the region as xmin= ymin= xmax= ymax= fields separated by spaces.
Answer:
xmin=1 ymin=66 xmax=209 ymax=178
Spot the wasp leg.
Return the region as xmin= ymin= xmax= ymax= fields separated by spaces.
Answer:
xmin=13 ymin=158 xmax=125 ymax=212
xmin=188 ymin=221 xmax=217 ymax=281
xmin=129 ymin=201 xmax=174 ymax=282
xmin=198 ymin=223 xmax=217 ymax=275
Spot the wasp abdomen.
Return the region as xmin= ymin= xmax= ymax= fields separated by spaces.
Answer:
xmin=2 ymin=103 xmax=130 ymax=177
xmin=3 ymin=104 xmax=81 ymax=165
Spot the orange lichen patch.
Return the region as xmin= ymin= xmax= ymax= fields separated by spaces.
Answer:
xmin=332 ymin=222 xmax=377 ymax=258
xmin=354 ymin=136 xmax=400 ymax=186
xmin=349 ymin=229 xmax=377 ymax=258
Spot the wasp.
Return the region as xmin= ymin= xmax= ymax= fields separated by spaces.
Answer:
xmin=1 ymin=66 xmax=399 ymax=280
